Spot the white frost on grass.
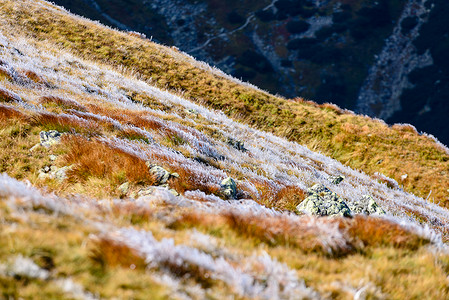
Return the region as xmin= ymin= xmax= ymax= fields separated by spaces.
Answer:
xmin=55 ymin=278 xmax=98 ymax=300
xmin=111 ymin=227 xmax=320 ymax=299
xmin=1 ymin=255 xmax=49 ymax=280
xmin=0 ymin=18 xmax=448 ymax=243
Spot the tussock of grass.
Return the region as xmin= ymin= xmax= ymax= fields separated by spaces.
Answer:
xmin=170 ymin=209 xmax=430 ymax=257
xmin=339 ymin=215 xmax=430 ymax=250
xmin=62 ymin=135 xmax=156 ymax=185
xmin=0 ymin=104 xmax=30 ymax=122
xmin=90 ymin=237 xmax=146 ymax=271
xmin=20 ymin=69 xmax=48 ymax=86
xmin=0 ymin=87 xmax=20 ymax=102
xmin=39 ymin=95 xmax=86 ymax=111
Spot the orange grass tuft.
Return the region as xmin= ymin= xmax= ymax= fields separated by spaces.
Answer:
xmin=0 ymin=87 xmax=21 ymax=102
xmin=0 ymin=104 xmax=30 ymax=122
xmin=173 ymin=210 xmax=430 ymax=256
xmin=21 ymin=70 xmax=48 ymax=85
xmin=62 ymin=135 xmax=157 ymax=185
xmin=339 ymin=215 xmax=430 ymax=250
xmin=90 ymin=237 xmax=146 ymax=270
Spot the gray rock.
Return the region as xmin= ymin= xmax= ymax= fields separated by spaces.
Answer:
xmin=54 ymin=166 xmax=71 ymax=181
xmin=329 ymin=175 xmax=345 ymax=185
xmin=137 ymin=186 xmax=156 ymax=197
xmin=185 ymin=108 xmax=199 ymax=115
xmin=146 ymin=162 xmax=178 ymax=185
xmin=220 ymin=177 xmax=237 ymax=199
xmin=307 ymin=183 xmax=330 ymax=195
xmin=297 ymin=184 xmax=351 ymax=217
xmin=39 ymin=130 xmax=62 ymax=148
xmin=226 ymin=137 xmax=246 ymax=151
xmin=348 ymin=195 xmax=386 ymax=215
xmin=118 ymin=182 xmax=130 ymax=197
xmin=136 ymin=186 xmax=179 ymax=198
xmin=49 ymin=154 xmax=57 ymax=161
xmin=38 ymin=165 xmax=73 ymax=181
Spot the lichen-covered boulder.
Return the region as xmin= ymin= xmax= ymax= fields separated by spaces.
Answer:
xmin=39 ymin=130 xmax=62 ymax=148
xmin=146 ymin=162 xmax=179 ymax=185
xmin=348 ymin=195 xmax=386 ymax=215
xmin=297 ymin=184 xmax=351 ymax=217
xmin=220 ymin=177 xmax=237 ymax=199
xmin=118 ymin=182 xmax=130 ymax=197
xmin=329 ymin=175 xmax=345 ymax=185
xmin=136 ymin=186 xmax=156 ymax=198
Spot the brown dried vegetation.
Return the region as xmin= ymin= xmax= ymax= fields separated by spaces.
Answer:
xmin=0 ymin=87 xmax=20 ymax=102
xmin=90 ymin=237 xmax=146 ymax=270
xmin=172 ymin=210 xmax=430 ymax=256
xmin=62 ymin=135 xmax=156 ymax=185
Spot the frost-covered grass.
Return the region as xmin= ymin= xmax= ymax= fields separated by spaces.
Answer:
xmin=2 ymin=0 xmax=449 ymax=207
xmin=0 ymin=0 xmax=449 ymax=298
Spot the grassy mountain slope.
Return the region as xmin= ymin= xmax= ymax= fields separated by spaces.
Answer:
xmin=0 ymin=0 xmax=449 ymax=298
xmin=1 ymin=0 xmax=448 ymax=207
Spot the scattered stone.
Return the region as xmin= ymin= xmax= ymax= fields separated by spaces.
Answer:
xmin=149 ymin=165 xmax=171 ymax=184
xmin=137 ymin=186 xmax=156 ymax=198
xmin=118 ymin=182 xmax=130 ymax=197
xmin=146 ymin=162 xmax=179 ymax=185
xmin=348 ymin=195 xmax=386 ymax=215
xmin=49 ymin=154 xmax=57 ymax=161
xmin=39 ymin=130 xmax=62 ymax=148
xmin=185 ymin=108 xmax=199 ymax=115
xmin=226 ymin=137 xmax=246 ymax=151
xmin=308 ymin=183 xmax=330 ymax=195
xmin=169 ymin=188 xmax=180 ymax=196
xmin=38 ymin=165 xmax=72 ymax=181
xmin=220 ymin=177 xmax=237 ymax=199
xmin=401 ymin=174 xmax=408 ymax=181
xmin=296 ymin=183 xmax=351 ymax=217
xmin=54 ymin=166 xmax=73 ymax=181
xmin=136 ymin=185 xmax=179 ymax=198
xmin=329 ymin=175 xmax=345 ymax=185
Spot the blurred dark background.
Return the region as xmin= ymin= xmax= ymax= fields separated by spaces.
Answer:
xmin=52 ymin=0 xmax=449 ymax=145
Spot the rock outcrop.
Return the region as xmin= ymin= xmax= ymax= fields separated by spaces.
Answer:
xmin=296 ymin=184 xmax=351 ymax=217
xmin=220 ymin=177 xmax=237 ymax=199
xmin=146 ymin=162 xmax=179 ymax=185
xmin=39 ymin=130 xmax=62 ymax=148
xmin=348 ymin=194 xmax=386 ymax=215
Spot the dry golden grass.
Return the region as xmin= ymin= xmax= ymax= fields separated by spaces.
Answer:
xmin=39 ymin=95 xmax=87 ymax=111
xmin=3 ymin=0 xmax=448 ymax=207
